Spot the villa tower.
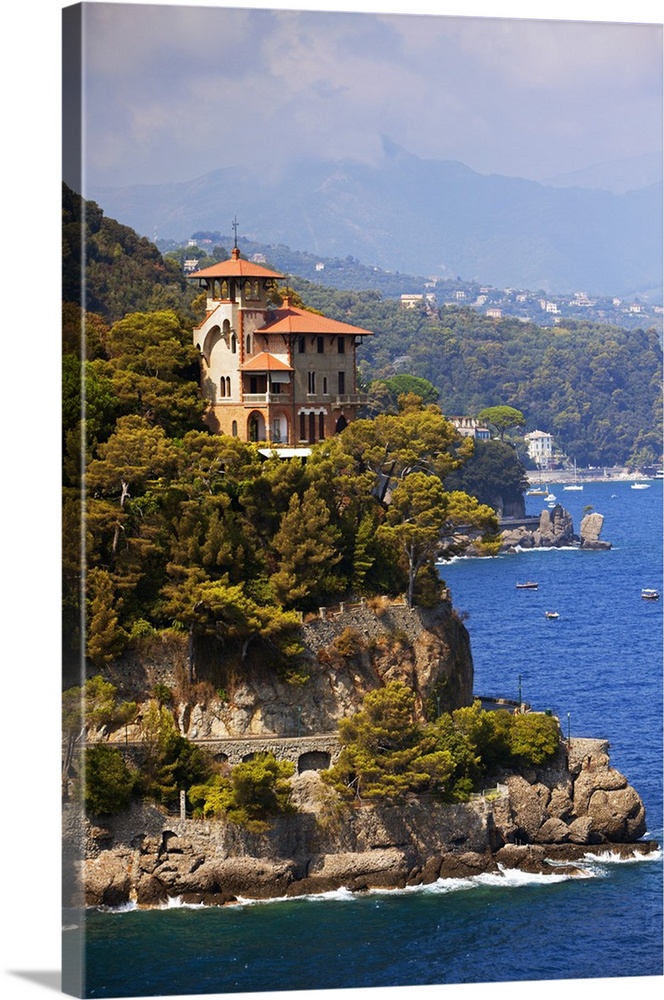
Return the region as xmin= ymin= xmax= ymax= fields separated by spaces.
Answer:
xmin=189 ymin=248 xmax=372 ymax=447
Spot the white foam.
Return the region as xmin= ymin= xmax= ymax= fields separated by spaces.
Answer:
xmin=98 ymin=900 xmax=138 ymax=914
xmin=582 ymin=847 xmax=663 ymax=865
xmin=158 ymin=895 xmax=207 ymax=909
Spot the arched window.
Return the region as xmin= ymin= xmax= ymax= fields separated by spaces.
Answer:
xmin=299 ymin=412 xmax=306 ymax=441
xmin=226 ymin=377 xmax=231 ymax=397
xmin=318 ymin=413 xmax=325 ymax=440
xmin=219 ymin=378 xmax=226 ymax=398
xmin=245 ymin=334 xmax=251 ymax=355
xmin=231 ymin=334 xmax=237 ymax=354
xmin=232 ymin=420 xmax=238 ymax=437
xmin=221 ymin=280 xmax=229 ymax=299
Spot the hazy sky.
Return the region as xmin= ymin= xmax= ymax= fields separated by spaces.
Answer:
xmin=66 ymin=0 xmax=663 ymax=194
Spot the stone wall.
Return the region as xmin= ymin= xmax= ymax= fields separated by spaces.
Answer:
xmin=106 ymin=733 xmax=341 ymax=770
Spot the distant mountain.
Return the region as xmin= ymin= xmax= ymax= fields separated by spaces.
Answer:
xmin=542 ymin=151 xmax=663 ymax=195
xmin=88 ymin=139 xmax=662 ymax=298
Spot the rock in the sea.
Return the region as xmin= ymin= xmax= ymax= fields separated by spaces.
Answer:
xmin=579 ymin=511 xmax=612 ymax=549
xmin=534 ymin=505 xmax=575 ymax=547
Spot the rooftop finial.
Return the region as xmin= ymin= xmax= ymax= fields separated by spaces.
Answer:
xmin=231 ymin=215 xmax=239 ymax=249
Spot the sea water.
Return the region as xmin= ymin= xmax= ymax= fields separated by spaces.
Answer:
xmin=67 ymin=479 xmax=663 ymax=998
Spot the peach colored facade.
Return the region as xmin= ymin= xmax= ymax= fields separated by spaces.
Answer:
xmin=189 ymin=249 xmax=372 ymax=445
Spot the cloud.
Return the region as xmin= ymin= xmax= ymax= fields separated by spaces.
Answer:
xmin=76 ymin=4 xmax=662 ymax=190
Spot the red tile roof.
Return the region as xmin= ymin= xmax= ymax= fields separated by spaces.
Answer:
xmin=258 ymin=297 xmax=373 ymax=336
xmin=240 ymin=352 xmax=294 ymax=372
xmin=188 ymin=247 xmax=284 ymax=280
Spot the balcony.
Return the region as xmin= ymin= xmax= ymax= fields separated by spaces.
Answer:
xmin=331 ymin=393 xmax=368 ymax=407
xmin=242 ymin=391 xmax=292 ymax=405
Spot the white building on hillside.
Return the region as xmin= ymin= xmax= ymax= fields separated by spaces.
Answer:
xmin=525 ymin=429 xmax=554 ymax=469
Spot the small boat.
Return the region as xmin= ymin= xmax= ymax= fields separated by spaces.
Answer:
xmin=631 ymin=482 xmax=650 ymax=490
xmin=545 ymin=493 xmax=557 ymax=502
xmin=516 ymin=581 xmax=538 ymax=590
xmin=641 ymin=589 xmax=660 ymax=600
xmin=526 ymin=487 xmax=548 ymax=497
xmin=544 ymin=611 xmax=560 ymax=619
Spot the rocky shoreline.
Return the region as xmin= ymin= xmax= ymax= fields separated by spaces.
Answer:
xmin=499 ymin=504 xmax=611 ymax=552
xmin=66 ymin=736 xmax=658 ymax=910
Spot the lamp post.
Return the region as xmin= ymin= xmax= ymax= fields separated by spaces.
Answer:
xmin=518 ymin=674 xmax=522 ymax=709
xmin=297 ymin=705 xmax=301 ymax=738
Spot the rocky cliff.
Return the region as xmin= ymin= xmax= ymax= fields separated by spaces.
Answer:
xmin=67 ymin=735 xmax=655 ymax=909
xmin=103 ymin=599 xmax=474 ymax=741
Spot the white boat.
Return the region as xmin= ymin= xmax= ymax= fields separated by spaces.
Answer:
xmin=641 ymin=589 xmax=660 ymax=600
xmin=545 ymin=493 xmax=557 ymax=502
xmin=563 ymin=459 xmax=583 ymax=491
xmin=631 ymin=482 xmax=650 ymax=490
xmin=544 ymin=611 xmax=560 ymax=619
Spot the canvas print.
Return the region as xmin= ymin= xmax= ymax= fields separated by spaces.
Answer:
xmin=61 ymin=2 xmax=663 ymax=998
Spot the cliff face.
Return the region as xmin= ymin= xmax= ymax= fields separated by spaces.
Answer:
xmin=103 ymin=600 xmax=474 ymax=740
xmin=70 ymin=736 xmax=654 ymax=909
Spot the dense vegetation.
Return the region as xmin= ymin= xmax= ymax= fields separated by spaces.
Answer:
xmin=289 ymin=279 xmax=663 ymax=468
xmin=62 ymin=294 xmax=499 ymax=680
xmin=62 ymin=183 xmax=199 ymax=324
xmin=324 ymin=682 xmax=561 ymax=802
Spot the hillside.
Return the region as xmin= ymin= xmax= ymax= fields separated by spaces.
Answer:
xmin=291 ymin=278 xmax=663 ymax=469
xmin=62 ymin=183 xmax=198 ymax=325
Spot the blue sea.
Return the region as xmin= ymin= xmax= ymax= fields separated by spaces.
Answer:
xmin=66 ymin=479 xmax=663 ymax=999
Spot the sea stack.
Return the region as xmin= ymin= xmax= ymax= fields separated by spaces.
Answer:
xmin=579 ymin=512 xmax=612 ymax=550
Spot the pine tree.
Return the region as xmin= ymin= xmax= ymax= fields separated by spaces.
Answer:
xmin=86 ymin=568 xmax=128 ymax=665
xmin=269 ymin=487 xmax=344 ymax=609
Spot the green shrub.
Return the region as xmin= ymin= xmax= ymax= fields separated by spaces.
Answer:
xmin=506 ymin=712 xmax=561 ymax=764
xmin=129 ymin=618 xmax=157 ymax=640
xmin=190 ymin=753 xmax=295 ymax=831
xmin=84 ymin=744 xmax=136 ymax=815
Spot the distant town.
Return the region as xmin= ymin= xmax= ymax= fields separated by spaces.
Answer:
xmin=157 ymin=233 xmax=663 ymax=336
